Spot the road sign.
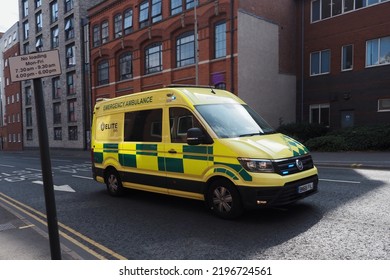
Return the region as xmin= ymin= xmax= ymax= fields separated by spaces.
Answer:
xmin=9 ymin=50 xmax=61 ymax=82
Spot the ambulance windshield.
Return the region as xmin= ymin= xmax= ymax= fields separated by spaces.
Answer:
xmin=196 ymin=104 xmax=275 ymax=139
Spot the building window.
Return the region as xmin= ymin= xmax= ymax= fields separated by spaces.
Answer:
xmin=65 ymin=16 xmax=74 ymax=40
xmin=35 ymin=36 xmax=43 ymax=51
xmin=93 ymin=25 xmax=101 ymax=47
xmin=124 ymin=9 xmax=133 ymax=35
xmin=25 ymin=87 xmax=32 ymax=105
xmin=36 ymin=11 xmax=43 ymax=33
xmin=26 ymin=129 xmax=33 ymax=141
xmin=51 ymin=26 xmax=59 ymax=48
xmin=310 ymin=50 xmax=330 ymax=76
xmin=65 ymin=0 xmax=73 ymax=13
xmin=145 ymin=43 xmax=162 ymax=74
xmin=97 ymin=60 xmax=109 ymax=85
xmin=68 ymin=126 xmax=78 ymax=140
xmin=311 ymin=0 xmax=389 ymax=22
xmin=114 ymin=14 xmax=122 ymax=38
xmin=66 ymin=44 xmax=76 ymax=67
xmin=54 ymin=128 xmax=62 ymax=140
xmin=53 ymin=103 xmax=61 ymax=124
xmin=119 ymin=52 xmax=133 ymax=80
xmin=52 ymin=77 xmax=61 ymax=99
xmin=35 ymin=0 xmax=42 ymax=8
xmin=68 ymin=99 xmax=76 ymax=122
xmin=215 ymin=21 xmax=226 ymax=59
xmin=151 ymin=0 xmax=162 ymax=23
xmin=101 ymin=21 xmax=109 ymax=44
xmin=176 ymin=31 xmax=195 ymax=67
xmin=310 ymin=104 xmax=330 ymax=126
xmin=67 ymin=72 xmax=76 ymax=95
xmin=23 ymin=21 xmax=29 ymax=40
xmin=341 ymin=44 xmax=353 ymax=71
xmin=378 ymin=98 xmax=390 ymax=112
xmin=24 ymin=43 xmax=30 ymax=54
xmin=171 ymin=0 xmax=182 ymax=15
xmin=171 ymin=0 xmax=198 ymax=15
xmin=139 ymin=0 xmax=150 ymax=28
xmin=26 ymin=108 xmax=33 ymax=127
xmin=51 ymin=1 xmax=58 ymax=23
xmin=22 ymin=0 xmax=28 ymax=18
xmin=366 ymin=36 xmax=390 ymax=67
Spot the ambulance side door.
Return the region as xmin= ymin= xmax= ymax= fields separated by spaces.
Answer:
xmin=164 ymin=107 xmax=212 ymax=199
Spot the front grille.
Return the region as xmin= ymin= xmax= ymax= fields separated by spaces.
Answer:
xmin=273 ymin=155 xmax=314 ymax=176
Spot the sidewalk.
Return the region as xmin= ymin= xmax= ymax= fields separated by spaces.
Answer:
xmin=1 ymin=149 xmax=389 ymax=260
xmin=312 ymin=151 xmax=390 ymax=170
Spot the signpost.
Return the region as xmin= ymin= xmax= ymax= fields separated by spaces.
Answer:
xmin=9 ymin=50 xmax=62 ymax=260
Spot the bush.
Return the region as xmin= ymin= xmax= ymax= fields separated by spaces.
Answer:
xmin=277 ymin=123 xmax=328 ymax=143
xmin=305 ymin=125 xmax=390 ymax=151
xmin=305 ymin=135 xmax=347 ymax=152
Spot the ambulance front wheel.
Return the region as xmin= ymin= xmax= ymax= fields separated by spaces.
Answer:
xmin=105 ymin=169 xmax=124 ymax=196
xmin=206 ymin=179 xmax=244 ymax=219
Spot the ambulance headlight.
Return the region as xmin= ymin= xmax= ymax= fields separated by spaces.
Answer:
xmin=238 ymin=158 xmax=274 ymax=173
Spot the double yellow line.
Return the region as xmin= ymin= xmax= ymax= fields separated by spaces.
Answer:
xmin=0 ymin=192 xmax=127 ymax=260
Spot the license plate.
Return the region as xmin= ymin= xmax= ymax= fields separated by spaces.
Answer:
xmin=298 ymin=182 xmax=314 ymax=194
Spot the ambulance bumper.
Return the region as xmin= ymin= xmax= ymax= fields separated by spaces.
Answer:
xmin=238 ymin=175 xmax=318 ymax=209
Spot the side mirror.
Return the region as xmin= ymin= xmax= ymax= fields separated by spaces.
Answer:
xmin=187 ymin=127 xmax=204 ymax=145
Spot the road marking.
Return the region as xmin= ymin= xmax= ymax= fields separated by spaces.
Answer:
xmin=319 ymin=178 xmax=361 ymax=184
xmin=72 ymin=175 xmax=93 ymax=180
xmin=0 ymin=192 xmax=127 ymax=260
xmin=0 ymin=164 xmax=15 ymax=168
xmin=32 ymin=180 xmax=76 ymax=192
xmin=25 ymin=168 xmax=42 ymax=172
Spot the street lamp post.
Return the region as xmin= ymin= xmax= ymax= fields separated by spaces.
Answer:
xmin=194 ymin=0 xmax=199 ymax=85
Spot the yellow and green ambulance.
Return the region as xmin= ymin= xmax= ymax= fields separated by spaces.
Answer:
xmin=91 ymin=86 xmax=318 ymax=218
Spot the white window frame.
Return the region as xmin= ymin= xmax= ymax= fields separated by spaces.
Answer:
xmin=309 ymin=103 xmax=330 ymax=126
xmin=310 ymin=49 xmax=331 ymax=76
xmin=378 ymin=98 xmax=390 ymax=112
xmin=341 ymin=44 xmax=353 ymax=71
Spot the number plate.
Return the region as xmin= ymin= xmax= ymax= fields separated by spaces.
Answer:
xmin=298 ymin=182 xmax=314 ymax=194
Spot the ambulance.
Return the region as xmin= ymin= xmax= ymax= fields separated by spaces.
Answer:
xmin=91 ymin=86 xmax=318 ymax=218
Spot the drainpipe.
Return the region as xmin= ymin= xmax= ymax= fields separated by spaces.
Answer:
xmin=300 ymin=0 xmax=305 ymax=122
xmin=230 ymin=0 xmax=235 ymax=93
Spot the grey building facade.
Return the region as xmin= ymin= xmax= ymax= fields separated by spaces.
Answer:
xmin=19 ymin=0 xmax=102 ymax=149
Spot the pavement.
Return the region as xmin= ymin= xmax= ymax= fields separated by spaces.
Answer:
xmin=0 ymin=149 xmax=389 ymax=260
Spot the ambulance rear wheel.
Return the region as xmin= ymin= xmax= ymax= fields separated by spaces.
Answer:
xmin=207 ymin=179 xmax=244 ymax=219
xmin=105 ymin=169 xmax=124 ymax=196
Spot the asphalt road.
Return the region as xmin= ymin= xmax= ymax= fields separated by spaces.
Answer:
xmin=0 ymin=152 xmax=389 ymax=259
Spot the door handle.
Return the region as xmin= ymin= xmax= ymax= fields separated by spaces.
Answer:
xmin=168 ymin=149 xmax=177 ymax=154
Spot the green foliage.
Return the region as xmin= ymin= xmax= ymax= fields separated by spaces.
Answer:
xmin=304 ymin=125 xmax=390 ymax=151
xmin=277 ymin=123 xmax=328 ymax=143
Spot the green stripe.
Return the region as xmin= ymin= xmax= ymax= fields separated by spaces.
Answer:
xmin=94 ymin=152 xmax=103 ymax=164
xmin=136 ymin=144 xmax=157 ymax=151
xmin=215 ymin=162 xmax=252 ymax=182
xmin=119 ymin=154 xmax=137 ymax=168
xmin=103 ymin=143 xmax=119 ymax=149
xmin=165 ymin=158 xmax=184 ymax=173
xmin=183 ymin=145 xmax=213 ymax=154
xmin=137 ymin=151 xmax=158 ymax=156
xmin=183 ymin=155 xmax=209 ymax=161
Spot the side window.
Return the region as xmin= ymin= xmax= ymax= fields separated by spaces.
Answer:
xmin=169 ymin=107 xmax=203 ymax=143
xmin=124 ymin=109 xmax=162 ymax=142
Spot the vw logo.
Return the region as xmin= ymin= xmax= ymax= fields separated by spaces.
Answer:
xmin=100 ymin=123 xmax=105 ymax=131
xmin=296 ymin=159 xmax=304 ymax=171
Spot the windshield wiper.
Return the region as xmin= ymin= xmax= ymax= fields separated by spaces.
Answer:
xmin=239 ymin=132 xmax=262 ymax=137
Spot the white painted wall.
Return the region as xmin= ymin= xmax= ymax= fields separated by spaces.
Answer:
xmin=237 ymin=11 xmax=296 ymax=128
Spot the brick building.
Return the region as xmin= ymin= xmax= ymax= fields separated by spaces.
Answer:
xmin=0 ymin=23 xmax=22 ymax=151
xmin=88 ymin=0 xmax=298 ymax=128
xmin=297 ymin=0 xmax=390 ymax=129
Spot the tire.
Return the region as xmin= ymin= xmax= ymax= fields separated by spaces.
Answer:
xmin=206 ymin=179 xmax=244 ymax=219
xmin=105 ymin=169 xmax=124 ymax=196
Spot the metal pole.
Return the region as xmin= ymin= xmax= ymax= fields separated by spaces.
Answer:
xmin=33 ymin=78 xmax=62 ymax=260
xmin=194 ymin=0 xmax=199 ymax=85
